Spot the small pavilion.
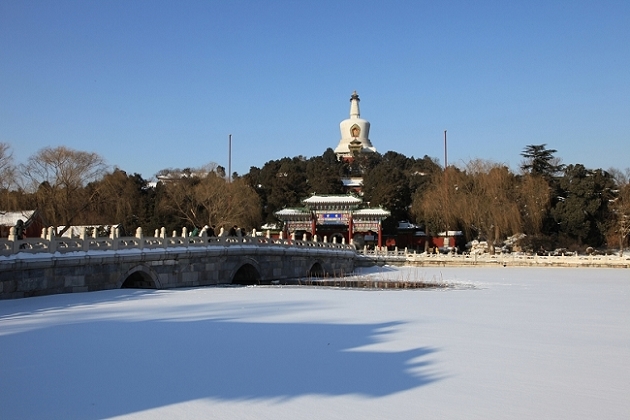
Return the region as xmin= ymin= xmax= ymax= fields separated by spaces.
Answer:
xmin=275 ymin=194 xmax=390 ymax=247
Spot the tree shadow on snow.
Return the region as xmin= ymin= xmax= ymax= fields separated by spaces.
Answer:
xmin=0 ymin=307 xmax=442 ymax=419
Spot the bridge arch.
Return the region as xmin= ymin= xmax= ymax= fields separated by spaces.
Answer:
xmin=231 ymin=262 xmax=261 ymax=285
xmin=118 ymin=265 xmax=161 ymax=289
xmin=308 ymin=260 xmax=325 ymax=278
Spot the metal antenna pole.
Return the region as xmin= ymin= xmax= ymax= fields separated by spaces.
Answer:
xmin=228 ymin=134 xmax=232 ymax=183
xmin=444 ymin=129 xmax=449 ymax=245
xmin=444 ymin=130 xmax=447 ymax=169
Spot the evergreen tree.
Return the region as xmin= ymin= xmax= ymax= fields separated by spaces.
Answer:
xmin=362 ymin=153 xmax=412 ymax=221
xmin=408 ymin=155 xmax=442 ymax=197
xmin=551 ymin=164 xmax=615 ymax=246
xmin=248 ymin=157 xmax=309 ymax=222
xmin=306 ymin=151 xmax=344 ymax=195
xmin=520 ymin=144 xmax=564 ymax=178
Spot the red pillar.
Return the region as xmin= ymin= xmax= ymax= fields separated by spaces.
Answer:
xmin=285 ymin=222 xmax=290 ymax=244
xmin=311 ymin=217 xmax=317 ymax=240
xmin=348 ymin=213 xmax=353 ymax=243
xmin=377 ymin=221 xmax=383 ymax=248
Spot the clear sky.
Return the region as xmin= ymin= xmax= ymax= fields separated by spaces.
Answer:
xmin=1 ymin=0 xmax=629 ymax=179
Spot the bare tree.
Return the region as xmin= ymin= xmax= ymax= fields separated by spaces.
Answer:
xmin=0 ymin=143 xmax=15 ymax=186
xmin=516 ymin=173 xmax=551 ymax=236
xmin=22 ymin=146 xmax=107 ymax=235
xmin=159 ymin=175 xmax=203 ymax=228
xmin=609 ymin=168 xmax=630 ymax=255
xmin=613 ymin=187 xmax=630 ymax=255
xmin=413 ymin=160 xmax=524 ymax=253
xmin=160 ymin=164 xmax=262 ymax=232
xmin=608 ymin=167 xmax=630 ymax=187
xmin=411 ymin=166 xmax=462 ymax=236
xmin=0 ymin=143 xmax=17 ymax=211
xmin=458 ymin=160 xmax=522 ymax=253
xmin=197 ymin=176 xmax=262 ymax=230
xmin=85 ymin=168 xmax=152 ymax=233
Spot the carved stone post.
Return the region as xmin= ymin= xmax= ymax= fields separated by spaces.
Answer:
xmin=8 ymin=226 xmax=18 ymax=253
xmin=182 ymin=227 xmax=189 ymax=247
xmin=111 ymin=226 xmax=119 ymax=250
xmin=136 ymin=227 xmax=144 ymax=250
xmin=81 ymin=227 xmax=89 ymax=252
xmin=48 ymin=228 xmax=56 ymax=253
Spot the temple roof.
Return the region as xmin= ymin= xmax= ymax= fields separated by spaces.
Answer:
xmin=352 ymin=208 xmax=391 ymax=217
xmin=341 ymin=177 xmax=363 ymax=187
xmin=275 ymin=195 xmax=390 ymax=223
xmin=275 ymin=208 xmax=310 ymax=217
xmin=302 ymin=194 xmax=362 ymax=205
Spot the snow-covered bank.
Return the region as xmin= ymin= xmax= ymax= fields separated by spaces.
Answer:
xmin=1 ymin=267 xmax=628 ymax=419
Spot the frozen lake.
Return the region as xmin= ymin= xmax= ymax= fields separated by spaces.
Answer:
xmin=1 ymin=266 xmax=628 ymax=419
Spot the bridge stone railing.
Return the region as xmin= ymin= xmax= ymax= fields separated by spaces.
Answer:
xmin=0 ymin=226 xmax=355 ymax=257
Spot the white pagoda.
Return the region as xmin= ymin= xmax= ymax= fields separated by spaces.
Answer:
xmin=334 ymin=91 xmax=377 ymax=159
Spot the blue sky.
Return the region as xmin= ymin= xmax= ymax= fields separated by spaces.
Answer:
xmin=1 ymin=0 xmax=629 ymax=179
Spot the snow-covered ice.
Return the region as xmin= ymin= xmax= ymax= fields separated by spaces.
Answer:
xmin=1 ymin=266 xmax=628 ymax=419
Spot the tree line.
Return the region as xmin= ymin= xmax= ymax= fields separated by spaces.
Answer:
xmin=0 ymin=144 xmax=262 ymax=237
xmin=1 ymin=142 xmax=629 ymax=253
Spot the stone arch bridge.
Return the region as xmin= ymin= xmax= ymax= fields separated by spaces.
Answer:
xmin=0 ymin=234 xmax=356 ymax=299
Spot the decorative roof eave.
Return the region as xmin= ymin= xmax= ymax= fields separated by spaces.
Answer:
xmin=341 ymin=178 xmax=363 ymax=187
xmin=352 ymin=208 xmax=391 ymax=218
xmin=274 ymin=208 xmax=311 ymax=221
xmin=302 ymin=194 xmax=362 ymax=206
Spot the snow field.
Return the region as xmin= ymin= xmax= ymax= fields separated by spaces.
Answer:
xmin=0 ymin=266 xmax=628 ymax=419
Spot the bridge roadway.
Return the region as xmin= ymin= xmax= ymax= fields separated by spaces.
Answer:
xmin=0 ymin=233 xmax=356 ymax=300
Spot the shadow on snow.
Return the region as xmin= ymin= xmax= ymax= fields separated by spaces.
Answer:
xmin=0 ymin=308 xmax=442 ymax=419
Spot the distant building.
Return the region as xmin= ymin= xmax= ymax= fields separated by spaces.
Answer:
xmin=275 ymin=194 xmax=390 ymax=248
xmin=0 ymin=210 xmax=46 ymax=238
xmin=273 ymin=94 xmax=390 ymax=247
xmin=341 ymin=176 xmax=363 ymax=195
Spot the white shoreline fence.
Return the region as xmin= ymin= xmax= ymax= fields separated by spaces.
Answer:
xmin=0 ymin=226 xmax=353 ymax=257
xmin=3 ymin=226 xmax=629 ymax=268
xmin=358 ymin=247 xmax=630 ymax=269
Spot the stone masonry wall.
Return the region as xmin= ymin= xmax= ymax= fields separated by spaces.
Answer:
xmin=0 ymin=245 xmax=356 ymax=300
